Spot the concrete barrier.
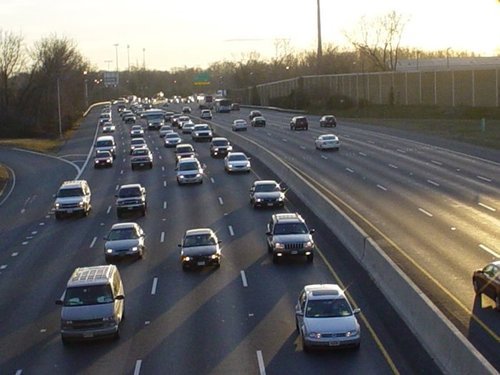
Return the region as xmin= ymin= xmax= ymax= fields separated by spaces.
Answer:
xmin=206 ymin=117 xmax=497 ymax=374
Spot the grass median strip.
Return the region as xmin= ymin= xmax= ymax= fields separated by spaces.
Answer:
xmin=0 ymin=164 xmax=9 ymax=196
xmin=0 ymin=138 xmax=63 ymax=154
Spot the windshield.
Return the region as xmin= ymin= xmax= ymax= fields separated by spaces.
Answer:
xmin=107 ymin=227 xmax=139 ymax=240
xmin=57 ymin=187 xmax=83 ymax=198
xmin=179 ymin=162 xmax=199 ymax=171
xmin=63 ymin=285 xmax=114 ymax=306
xmin=273 ymin=222 xmax=308 ymax=235
xmin=213 ymin=140 xmax=228 ymax=146
xmin=118 ymin=187 xmax=141 ymax=197
xmin=133 ymin=149 xmax=149 ymax=156
xmin=255 ymin=183 xmax=279 ymax=193
xmin=96 ymin=140 xmax=113 ymax=147
xmin=305 ymin=298 xmax=352 ymax=318
xmin=322 ymin=136 xmax=336 ymax=141
xmin=131 ymin=139 xmax=145 ymax=145
xmin=183 ymin=233 xmax=216 ymax=247
xmin=196 ymin=126 xmax=210 ymax=131
xmin=166 ymin=133 xmax=179 ymax=139
xmin=229 ymin=154 xmax=247 ymax=161
xmin=177 ymin=146 xmax=193 ymax=153
xmin=146 ymin=114 xmax=163 ymax=120
xmin=95 ymin=151 xmax=111 ymax=157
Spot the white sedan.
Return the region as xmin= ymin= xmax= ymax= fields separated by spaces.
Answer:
xmin=232 ymin=119 xmax=248 ymax=131
xmin=224 ymin=152 xmax=251 ymax=173
xmin=102 ymin=122 xmax=116 ymax=133
xmin=315 ymin=134 xmax=340 ymax=151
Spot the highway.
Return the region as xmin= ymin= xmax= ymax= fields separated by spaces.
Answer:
xmin=0 ymin=105 xmax=440 ymax=374
xmin=196 ymin=105 xmax=500 ymax=369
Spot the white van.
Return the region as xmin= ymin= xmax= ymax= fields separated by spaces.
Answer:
xmin=95 ymin=135 xmax=116 ymax=158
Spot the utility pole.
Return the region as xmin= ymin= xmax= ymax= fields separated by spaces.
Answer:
xmin=317 ymin=0 xmax=323 ymax=72
xmin=142 ymin=48 xmax=146 ymax=70
xmin=57 ymin=77 xmax=63 ymax=139
xmin=127 ymin=44 xmax=130 ymax=72
xmin=113 ymin=43 xmax=119 ymax=72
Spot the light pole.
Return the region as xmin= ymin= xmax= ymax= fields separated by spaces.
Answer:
xmin=446 ymin=47 xmax=451 ymax=69
xmin=113 ymin=43 xmax=119 ymax=72
xmin=83 ymin=70 xmax=89 ymax=108
xmin=57 ymin=77 xmax=63 ymax=139
xmin=142 ymin=48 xmax=146 ymax=70
xmin=127 ymin=44 xmax=130 ymax=72
xmin=316 ymin=0 xmax=323 ymax=72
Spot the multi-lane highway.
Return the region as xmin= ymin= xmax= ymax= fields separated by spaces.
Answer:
xmin=197 ymin=106 xmax=500 ymax=369
xmin=0 ymin=104 xmax=441 ymax=374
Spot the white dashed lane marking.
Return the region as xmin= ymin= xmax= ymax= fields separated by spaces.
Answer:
xmin=478 ymin=202 xmax=496 ymax=212
xmin=151 ymin=277 xmax=158 ymax=295
xmin=240 ymin=271 xmax=248 ymax=287
xmin=256 ymin=351 xmax=266 ymax=375
xmin=476 ymin=175 xmax=492 ymax=183
xmin=376 ymin=184 xmax=387 ymax=191
xmin=479 ymin=244 xmax=500 ymax=258
xmin=427 ymin=179 xmax=440 ymax=187
xmin=228 ymin=225 xmax=234 ymax=236
xmin=418 ymin=208 xmax=433 ymax=217
xmin=90 ymin=237 xmax=97 ymax=248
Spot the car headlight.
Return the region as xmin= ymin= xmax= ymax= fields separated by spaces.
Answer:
xmin=78 ymin=202 xmax=84 ymax=207
xmin=277 ymin=196 xmax=284 ymax=201
xmin=183 ymin=256 xmax=191 ymax=262
xmin=131 ymin=246 xmax=138 ymax=252
xmin=62 ymin=319 xmax=73 ymax=328
xmin=106 ymin=249 xmax=113 ymax=254
xmin=308 ymin=332 xmax=322 ymax=339
xmin=195 ymin=173 xmax=201 ymax=178
xmin=255 ymin=198 xmax=262 ymax=202
xmin=211 ymin=254 xmax=219 ymax=259
xmin=345 ymin=329 xmax=359 ymax=337
xmin=94 ymin=159 xmax=99 ymax=163
xmin=179 ymin=175 xmax=185 ymax=179
xmin=55 ymin=203 xmax=60 ymax=208
xmin=304 ymin=241 xmax=314 ymax=249
xmin=275 ymin=242 xmax=285 ymax=250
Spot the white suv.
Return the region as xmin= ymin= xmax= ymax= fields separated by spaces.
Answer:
xmin=54 ymin=180 xmax=92 ymax=219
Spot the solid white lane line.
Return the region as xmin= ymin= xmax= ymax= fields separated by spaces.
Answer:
xmin=376 ymin=184 xmax=387 ymax=191
xmin=151 ymin=278 xmax=158 ymax=295
xmin=367 ymin=140 xmax=375 ymax=144
xmin=427 ymin=179 xmax=440 ymax=187
xmin=431 ymin=160 xmax=442 ymax=166
xmin=210 ymin=177 xmax=215 ymax=184
xmin=228 ymin=225 xmax=234 ymax=236
xmin=90 ymin=237 xmax=97 ymax=248
xmin=418 ymin=208 xmax=433 ymax=217
xmin=476 ymin=175 xmax=492 ymax=182
xmin=388 ymin=164 xmax=398 ymax=169
xmin=346 ymin=168 xmax=354 ymax=173
xmin=256 ymin=351 xmax=266 ymax=375
xmin=218 ymin=197 xmax=224 ymax=205
xmin=478 ymin=202 xmax=496 ymax=212
xmin=107 ymin=205 xmax=112 ymax=214
xmin=133 ymin=360 xmax=142 ymax=375
xmin=321 ymin=155 xmax=328 ymax=160
xmin=359 ymin=152 xmax=367 ymax=157
xmin=163 ymin=201 xmax=167 ymax=209
xmin=160 ymin=232 xmax=165 ymax=243
xmin=479 ymin=244 xmax=500 ymax=258
xmin=240 ymin=271 xmax=248 ymax=287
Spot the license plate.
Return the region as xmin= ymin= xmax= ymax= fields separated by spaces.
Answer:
xmin=83 ymin=332 xmax=94 ymax=338
xmin=128 ymin=207 xmax=134 ymax=210
xmin=197 ymin=261 xmax=205 ymax=266
xmin=67 ymin=209 xmax=73 ymax=213
xmin=291 ymin=250 xmax=298 ymax=255
xmin=329 ymin=341 xmax=340 ymax=346
xmin=139 ymin=163 xmax=144 ymax=166
xmin=267 ymin=203 xmax=273 ymax=206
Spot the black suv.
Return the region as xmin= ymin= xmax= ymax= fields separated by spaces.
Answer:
xmin=266 ymin=213 xmax=315 ymax=263
xmin=290 ymin=116 xmax=308 ymax=130
xmin=115 ymin=184 xmax=147 ymax=217
xmin=320 ymin=115 xmax=337 ymax=127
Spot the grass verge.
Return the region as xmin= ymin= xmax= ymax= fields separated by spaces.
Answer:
xmin=0 ymin=164 xmax=9 ymax=196
xmin=0 ymin=138 xmax=64 ymax=154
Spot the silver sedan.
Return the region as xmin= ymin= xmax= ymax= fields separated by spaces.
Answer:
xmin=315 ymin=134 xmax=340 ymax=151
xmin=104 ymin=222 xmax=145 ymax=262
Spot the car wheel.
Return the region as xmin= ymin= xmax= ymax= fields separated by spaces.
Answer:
xmin=267 ymin=243 xmax=273 ymax=253
xmin=353 ymin=342 xmax=361 ymax=350
xmin=182 ymin=264 xmax=189 ymax=271
xmin=307 ymin=254 xmax=314 ymax=263
xmin=131 ymin=165 xmax=135 ymax=171
xmin=105 ymin=256 xmax=112 ymax=264
xmin=199 ymin=179 xmax=203 ymax=184
xmin=55 ymin=212 xmax=62 ymax=220
xmin=473 ymin=279 xmax=481 ymax=294
xmin=302 ymin=337 xmax=310 ymax=353
xmin=141 ymin=208 xmax=146 ymax=216
xmin=272 ymin=254 xmax=280 ymax=264
xmin=149 ymin=164 xmax=153 ymax=169
xmin=61 ymin=336 xmax=70 ymax=346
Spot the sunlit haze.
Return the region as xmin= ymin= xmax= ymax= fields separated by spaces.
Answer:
xmin=2 ymin=0 xmax=499 ymax=71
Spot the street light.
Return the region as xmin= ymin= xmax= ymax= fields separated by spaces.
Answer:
xmin=113 ymin=43 xmax=119 ymax=72
xmin=316 ymin=0 xmax=323 ymax=71
xmin=56 ymin=77 xmax=63 ymax=139
xmin=142 ymin=48 xmax=146 ymax=70
xmin=127 ymin=44 xmax=130 ymax=72
xmin=83 ymin=70 xmax=89 ymax=108
xmin=446 ymin=47 xmax=451 ymax=69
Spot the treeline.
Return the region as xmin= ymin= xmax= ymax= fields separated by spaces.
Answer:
xmin=0 ymin=31 xmax=88 ymax=138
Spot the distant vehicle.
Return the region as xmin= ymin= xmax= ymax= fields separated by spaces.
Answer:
xmin=159 ymin=125 xmax=173 ymax=138
xmin=198 ymin=94 xmax=214 ymax=109
xmin=130 ymin=147 xmax=153 ymax=170
xmin=249 ymin=110 xmax=262 ymax=120
xmin=143 ymin=109 xmax=165 ymax=130
xmin=104 ymin=222 xmax=145 ymax=262
xmin=164 ymin=132 xmax=182 ymax=148
xmin=210 ymin=137 xmax=232 ymax=157
xmin=178 ymin=228 xmax=221 ymax=270
xmin=115 ymin=183 xmax=147 ymax=218
xmin=295 ymin=284 xmax=361 ymax=352
xmin=164 ymin=111 xmax=175 ymax=122
xmin=130 ymin=125 xmax=144 ymax=138
xmin=224 ymin=152 xmax=251 ymax=173
xmin=54 ymin=180 xmax=92 ymax=219
xmin=192 ymin=124 xmax=213 ymax=142
xmin=249 ymin=180 xmax=285 ymax=208
xmin=320 ymin=115 xmax=337 ymax=127
xmin=290 ymin=116 xmax=308 ymax=131
xmin=94 ymin=150 xmax=113 ymax=168
xmin=95 ymin=135 xmax=116 ymax=158
xmin=122 ymin=112 xmax=136 ymax=124
xmin=130 ymin=137 xmax=147 ymax=154
xmin=214 ymin=98 xmax=231 ymax=113
xmin=231 ymin=103 xmax=240 ymax=111
xmin=232 ymin=119 xmax=248 ymax=131
xmin=175 ymin=144 xmax=196 ymax=162
xmin=473 ymin=260 xmax=500 ymax=309
xmin=182 ymin=106 xmax=192 ymax=114
xmin=315 ymin=134 xmax=340 ymax=151
xmin=200 ymin=109 xmax=212 ymax=120
xmin=176 ymin=157 xmax=204 ymax=185
xmin=181 ymin=121 xmax=196 ymax=134
xmin=99 ymin=112 xmax=111 ymax=126
xmin=102 ymin=122 xmax=115 ymax=133
xmin=251 ymin=116 xmax=266 ymax=127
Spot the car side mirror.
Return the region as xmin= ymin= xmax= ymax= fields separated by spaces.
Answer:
xmin=309 ymin=229 xmax=315 ymax=234
xmin=353 ymin=308 xmax=361 ymax=315
xmin=177 ymin=244 xmax=182 ymax=248
xmin=218 ymin=240 xmax=222 ymax=244
xmin=55 ymin=299 xmax=63 ymax=306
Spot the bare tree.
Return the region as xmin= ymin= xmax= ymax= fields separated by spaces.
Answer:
xmin=345 ymin=11 xmax=408 ymax=71
xmin=0 ymin=30 xmax=25 ymax=108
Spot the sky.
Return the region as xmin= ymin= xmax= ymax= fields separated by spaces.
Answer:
xmin=1 ymin=0 xmax=499 ymax=71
